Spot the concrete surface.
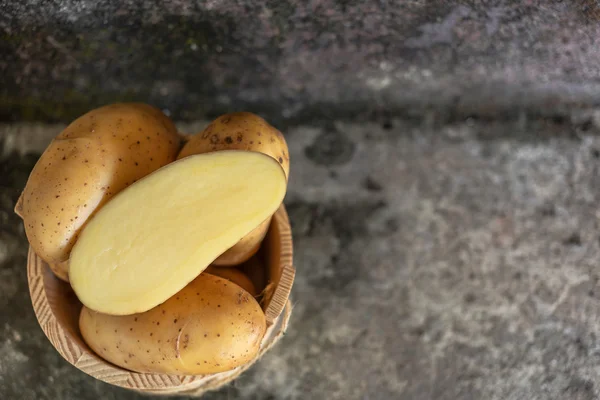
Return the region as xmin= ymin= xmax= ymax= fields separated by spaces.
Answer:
xmin=2 ymin=0 xmax=600 ymax=123
xmin=2 ymin=115 xmax=600 ymax=399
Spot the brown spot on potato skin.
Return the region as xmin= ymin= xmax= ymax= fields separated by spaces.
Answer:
xmin=225 ymin=136 xmax=233 ymax=144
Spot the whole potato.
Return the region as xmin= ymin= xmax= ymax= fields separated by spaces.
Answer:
xmin=178 ymin=112 xmax=289 ymax=266
xmin=240 ymin=256 xmax=267 ymax=296
xmin=79 ymin=274 xmax=266 ymax=375
xmin=205 ymin=266 xmax=258 ymax=296
xmin=48 ymin=260 xmax=69 ymax=282
xmin=177 ymin=112 xmax=289 ymax=178
xmin=16 ymin=103 xmax=181 ymax=266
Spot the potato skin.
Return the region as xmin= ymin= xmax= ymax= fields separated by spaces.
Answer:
xmin=177 ymin=112 xmax=289 ymax=178
xmin=18 ymin=103 xmax=181 ymax=265
xmin=178 ymin=112 xmax=288 ymax=266
xmin=240 ymin=256 xmax=267 ymax=296
xmin=212 ymin=218 xmax=269 ymax=266
xmin=205 ymin=266 xmax=258 ymax=296
xmin=48 ymin=260 xmax=69 ymax=282
xmin=79 ymin=274 xmax=266 ymax=375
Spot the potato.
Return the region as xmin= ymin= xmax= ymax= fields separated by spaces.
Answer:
xmin=70 ymin=151 xmax=287 ymax=315
xmin=205 ymin=266 xmax=257 ymax=296
xmin=240 ymin=256 xmax=267 ymax=295
xmin=48 ymin=260 xmax=69 ymax=282
xmin=79 ymin=274 xmax=266 ymax=375
xmin=210 ymin=219 xmax=270 ymax=266
xmin=16 ymin=103 xmax=181 ymax=267
xmin=178 ymin=112 xmax=289 ymax=266
xmin=177 ymin=112 xmax=289 ymax=177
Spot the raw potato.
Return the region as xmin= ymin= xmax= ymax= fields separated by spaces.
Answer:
xmin=210 ymin=219 xmax=269 ymax=267
xmin=70 ymin=151 xmax=287 ymax=315
xmin=16 ymin=103 xmax=181 ymax=266
xmin=79 ymin=274 xmax=266 ymax=375
xmin=240 ymin=256 xmax=267 ymax=296
xmin=48 ymin=260 xmax=69 ymax=282
xmin=177 ymin=112 xmax=289 ymax=177
xmin=178 ymin=112 xmax=289 ymax=266
xmin=205 ymin=266 xmax=257 ymax=296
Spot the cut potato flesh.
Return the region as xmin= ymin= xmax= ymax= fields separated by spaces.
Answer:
xmin=70 ymin=151 xmax=287 ymax=315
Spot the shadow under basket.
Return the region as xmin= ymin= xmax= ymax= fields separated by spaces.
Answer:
xmin=27 ymin=205 xmax=295 ymax=396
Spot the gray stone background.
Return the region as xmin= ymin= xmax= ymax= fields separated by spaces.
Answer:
xmin=1 ymin=0 xmax=600 ymax=124
xmin=2 ymin=1 xmax=600 ymax=400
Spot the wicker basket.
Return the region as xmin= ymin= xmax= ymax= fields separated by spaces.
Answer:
xmin=27 ymin=205 xmax=294 ymax=395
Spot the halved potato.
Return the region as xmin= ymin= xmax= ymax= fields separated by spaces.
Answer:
xmin=70 ymin=151 xmax=287 ymax=315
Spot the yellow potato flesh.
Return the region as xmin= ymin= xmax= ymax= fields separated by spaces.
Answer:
xmin=79 ymin=274 xmax=266 ymax=374
xmin=70 ymin=151 xmax=287 ymax=315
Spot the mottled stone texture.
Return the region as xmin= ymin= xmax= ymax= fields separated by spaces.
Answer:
xmin=3 ymin=0 xmax=600 ymax=398
xmin=1 ymin=0 xmax=600 ymax=123
xmin=2 ymin=116 xmax=600 ymax=399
